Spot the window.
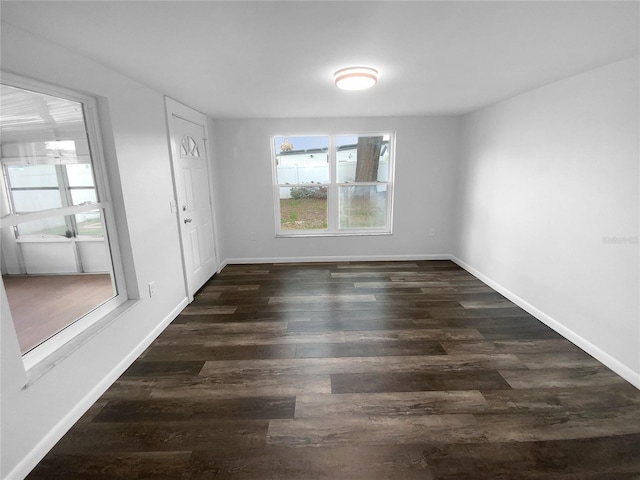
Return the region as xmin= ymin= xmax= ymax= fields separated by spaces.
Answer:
xmin=272 ymin=133 xmax=394 ymax=236
xmin=0 ymin=75 xmax=126 ymax=369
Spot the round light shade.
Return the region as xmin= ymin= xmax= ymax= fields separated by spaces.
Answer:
xmin=334 ymin=66 xmax=378 ymax=90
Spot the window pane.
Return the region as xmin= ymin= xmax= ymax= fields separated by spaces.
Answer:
xmin=1 ymin=82 xmax=123 ymax=358
xmin=16 ymin=215 xmax=69 ymax=236
xmin=7 ymin=164 xmax=58 ymax=188
xmin=336 ymin=135 xmax=390 ymax=183
xmin=274 ymin=136 xmax=329 ymax=184
xmin=279 ymin=186 xmax=327 ymax=230
xmin=75 ymin=209 xmax=103 ymax=236
xmin=3 ymin=270 xmax=116 ymax=354
xmin=12 ymin=189 xmax=62 ymax=212
xmin=2 ymin=213 xmax=116 ymax=353
xmin=12 ymin=211 xmax=103 ymax=237
xmin=70 ymin=188 xmax=97 ymax=206
xmin=66 ymin=163 xmax=96 ymax=187
xmin=339 ymin=185 xmax=388 ymax=229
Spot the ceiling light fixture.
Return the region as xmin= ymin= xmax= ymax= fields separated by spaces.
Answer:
xmin=334 ymin=66 xmax=378 ymax=90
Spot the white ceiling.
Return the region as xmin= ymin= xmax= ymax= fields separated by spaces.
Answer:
xmin=1 ymin=1 xmax=638 ymax=119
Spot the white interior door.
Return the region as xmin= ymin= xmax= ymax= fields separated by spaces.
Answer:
xmin=167 ymin=100 xmax=218 ymax=299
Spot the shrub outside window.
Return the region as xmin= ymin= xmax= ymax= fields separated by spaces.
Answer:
xmin=272 ymin=133 xmax=394 ymax=236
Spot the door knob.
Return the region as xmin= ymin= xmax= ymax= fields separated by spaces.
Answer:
xmin=184 ymin=218 xmax=193 ymax=224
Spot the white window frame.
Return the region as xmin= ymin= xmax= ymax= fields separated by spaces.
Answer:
xmin=0 ymin=73 xmax=128 ymax=370
xmin=271 ymin=132 xmax=395 ymax=237
xmin=3 ymin=161 xmax=100 ymax=239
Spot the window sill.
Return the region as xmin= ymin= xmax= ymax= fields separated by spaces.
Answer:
xmin=276 ymin=231 xmax=393 ymax=238
xmin=16 ymin=236 xmax=105 ymax=243
xmin=22 ymin=299 xmax=140 ymax=388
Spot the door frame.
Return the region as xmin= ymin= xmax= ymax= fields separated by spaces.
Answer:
xmin=164 ymin=97 xmax=220 ymax=301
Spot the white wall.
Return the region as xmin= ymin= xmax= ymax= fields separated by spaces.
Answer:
xmin=455 ymin=57 xmax=640 ymax=387
xmin=209 ymin=116 xmax=460 ymax=263
xmin=1 ymin=23 xmax=189 ymax=479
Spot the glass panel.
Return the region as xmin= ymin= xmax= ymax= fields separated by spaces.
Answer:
xmin=11 ymin=189 xmax=62 ymax=212
xmin=336 ymin=134 xmax=390 ymax=183
xmin=75 ymin=209 xmax=103 ymax=236
xmin=1 ymin=82 xmax=122 ymax=359
xmin=1 ymin=215 xmax=116 ymax=354
xmin=279 ymin=186 xmax=327 ymax=230
xmin=0 ymin=84 xmax=86 ymax=143
xmin=66 ymin=163 xmax=96 ymax=187
xmin=274 ymin=136 xmax=329 ymax=184
xmin=7 ymin=164 xmax=58 ymax=188
xmin=339 ymin=185 xmax=388 ymax=229
xmin=16 ymin=215 xmax=69 ymax=237
xmin=70 ymin=188 xmax=97 ymax=206
xmin=11 ymin=211 xmax=103 ymax=237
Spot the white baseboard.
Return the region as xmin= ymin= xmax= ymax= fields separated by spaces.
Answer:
xmin=7 ymin=297 xmax=189 ymax=480
xmin=450 ymin=255 xmax=640 ymax=390
xmin=222 ymin=254 xmax=451 ymax=266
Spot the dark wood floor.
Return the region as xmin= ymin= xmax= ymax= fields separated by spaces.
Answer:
xmin=28 ymin=261 xmax=640 ymax=479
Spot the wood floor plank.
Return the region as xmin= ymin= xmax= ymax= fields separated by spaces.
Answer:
xmin=269 ymin=294 xmax=376 ymax=304
xmin=458 ymin=299 xmax=514 ymax=309
xmin=200 ymin=284 xmax=260 ymax=292
xmin=26 ymin=260 xmax=639 ymax=479
xmin=141 ymin=344 xmax=297 ymax=361
xmin=173 ymin=312 xmax=312 ymax=324
xmin=162 ymin=321 xmax=289 ymax=334
xmin=286 ymin=318 xmax=427 ymax=332
xmin=48 ymin=420 xmax=269 ymax=454
xmin=499 ymin=366 xmax=628 ymax=389
xmin=477 ymin=324 xmax=563 ymax=340
xmin=294 ymin=340 xmax=447 ymax=357
xmin=183 ymin=445 xmax=435 ymax=480
xmin=354 ymin=281 xmax=451 ymax=288
xmin=120 ymin=360 xmax=205 ymax=378
xmin=475 ymin=406 xmax=640 ymax=442
xmin=421 ymin=285 xmax=496 ymax=294
xmin=266 ymin=415 xmax=484 ymax=446
xmin=423 ymin=435 xmax=640 ymax=479
xmin=336 ymin=262 xmax=421 ymax=269
xmin=154 ymin=331 xmax=347 ymax=347
xmin=295 ymin=391 xmax=490 ymax=418
xmin=480 ymin=383 xmax=640 ymax=414
xmin=180 ymin=305 xmax=238 ymax=315
xmin=441 ymin=338 xmax=583 ymax=355
xmin=516 ymin=351 xmax=603 ymax=369
xmin=427 ymin=306 xmax=532 ymax=318
xmin=93 ymin=396 xmax=296 ymax=422
xmin=148 ymin=374 xmax=332 ymax=399
xmin=28 ymin=451 xmax=192 ymax=480
xmin=331 ymin=371 xmax=512 ymax=394
xmin=199 ymin=354 xmax=527 ymax=377
xmin=340 ymin=328 xmax=484 ymax=342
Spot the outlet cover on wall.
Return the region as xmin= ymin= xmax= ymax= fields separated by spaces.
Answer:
xmin=148 ymin=281 xmax=156 ymax=297
xmin=428 ymin=228 xmax=436 ymax=237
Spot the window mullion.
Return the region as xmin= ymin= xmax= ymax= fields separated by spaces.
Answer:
xmin=327 ymin=135 xmax=339 ymax=232
xmin=57 ymin=164 xmax=78 ymax=235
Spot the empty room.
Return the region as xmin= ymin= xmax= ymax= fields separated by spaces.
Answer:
xmin=1 ymin=1 xmax=638 ymax=479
